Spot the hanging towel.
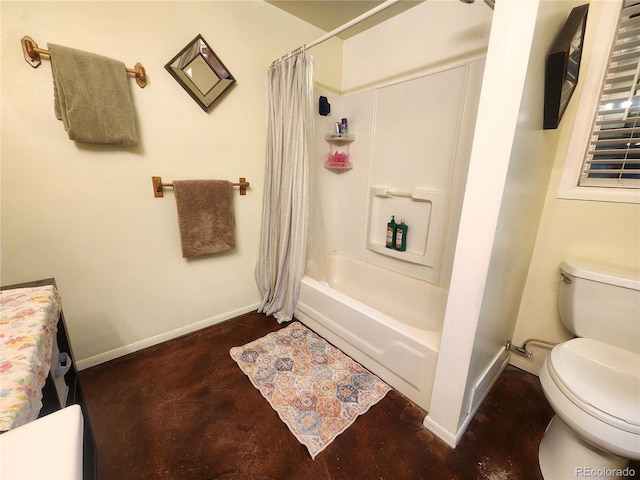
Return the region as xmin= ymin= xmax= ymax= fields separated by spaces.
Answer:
xmin=48 ymin=44 xmax=139 ymax=146
xmin=173 ymin=180 xmax=235 ymax=258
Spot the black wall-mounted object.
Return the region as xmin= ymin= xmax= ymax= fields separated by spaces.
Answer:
xmin=319 ymin=96 xmax=331 ymax=116
xmin=543 ymin=4 xmax=589 ymax=130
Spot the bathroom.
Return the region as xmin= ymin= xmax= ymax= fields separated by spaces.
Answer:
xmin=1 ymin=0 xmax=639 ymax=468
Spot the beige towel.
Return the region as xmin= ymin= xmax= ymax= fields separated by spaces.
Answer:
xmin=48 ymin=44 xmax=139 ymax=146
xmin=173 ymin=180 xmax=235 ymax=258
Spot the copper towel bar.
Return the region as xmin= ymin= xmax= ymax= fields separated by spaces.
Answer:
xmin=152 ymin=176 xmax=250 ymax=197
xmin=21 ymin=35 xmax=147 ymax=88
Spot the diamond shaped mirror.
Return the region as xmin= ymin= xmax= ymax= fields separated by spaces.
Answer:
xmin=165 ymin=34 xmax=236 ymax=112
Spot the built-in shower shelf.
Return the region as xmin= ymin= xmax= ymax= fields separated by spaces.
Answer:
xmin=366 ymin=187 xmax=449 ymax=268
xmin=368 ymin=242 xmax=428 ymax=265
xmin=325 ymin=134 xmax=355 ymax=171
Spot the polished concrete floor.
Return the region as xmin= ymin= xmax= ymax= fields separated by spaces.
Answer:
xmin=78 ymin=311 xmax=635 ymax=479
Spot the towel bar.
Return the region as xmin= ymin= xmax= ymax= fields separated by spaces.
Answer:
xmin=152 ymin=176 xmax=250 ymax=197
xmin=21 ymin=36 xmax=147 ymax=88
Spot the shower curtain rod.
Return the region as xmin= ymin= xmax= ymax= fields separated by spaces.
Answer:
xmin=271 ymin=0 xmax=402 ymax=66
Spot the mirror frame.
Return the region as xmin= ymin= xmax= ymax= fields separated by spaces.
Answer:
xmin=165 ymin=34 xmax=236 ymax=112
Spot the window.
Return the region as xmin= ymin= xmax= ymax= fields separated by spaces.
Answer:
xmin=558 ymin=0 xmax=640 ymax=203
xmin=582 ymin=1 xmax=640 ymax=188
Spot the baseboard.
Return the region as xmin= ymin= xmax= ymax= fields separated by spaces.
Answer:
xmin=423 ymin=415 xmax=458 ymax=448
xmin=423 ymin=347 xmax=509 ymax=448
xmin=467 ymin=348 xmax=510 ymax=415
xmin=450 ymin=349 xmax=510 ymax=445
xmin=76 ymin=303 xmax=261 ymax=371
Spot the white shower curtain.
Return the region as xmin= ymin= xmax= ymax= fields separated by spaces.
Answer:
xmin=255 ymin=51 xmax=313 ymax=322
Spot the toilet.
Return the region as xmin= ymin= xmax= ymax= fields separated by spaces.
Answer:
xmin=538 ymin=259 xmax=640 ymax=480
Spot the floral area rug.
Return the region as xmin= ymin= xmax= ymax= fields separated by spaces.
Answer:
xmin=229 ymin=321 xmax=391 ymax=459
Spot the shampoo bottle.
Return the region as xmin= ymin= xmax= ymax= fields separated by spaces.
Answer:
xmin=395 ymin=219 xmax=408 ymax=251
xmin=386 ymin=216 xmax=397 ymax=249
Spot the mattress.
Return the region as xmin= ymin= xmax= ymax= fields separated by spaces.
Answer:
xmin=0 ymin=404 xmax=83 ymax=479
xmin=0 ymin=285 xmax=62 ymax=431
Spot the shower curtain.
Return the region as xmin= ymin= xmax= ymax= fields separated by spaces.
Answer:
xmin=255 ymin=51 xmax=313 ymax=322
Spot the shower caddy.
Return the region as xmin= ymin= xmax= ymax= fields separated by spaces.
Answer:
xmin=325 ymin=134 xmax=355 ymax=170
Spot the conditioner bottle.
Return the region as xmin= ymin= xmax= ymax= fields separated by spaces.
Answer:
xmin=395 ymin=219 xmax=408 ymax=252
xmin=386 ymin=216 xmax=397 ymax=249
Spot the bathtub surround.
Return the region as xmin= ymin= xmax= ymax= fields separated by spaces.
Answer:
xmin=363 ymin=64 xmax=474 ymax=281
xmin=48 ymin=43 xmax=138 ymax=146
xmin=230 ymin=321 xmax=391 ymax=459
xmin=256 ymin=52 xmax=313 ymax=322
xmin=172 ymin=180 xmax=235 ymax=258
xmin=296 ymin=253 xmax=446 ymax=411
xmin=303 ymin=42 xmax=485 ymax=434
xmin=311 ymin=60 xmax=483 ymax=286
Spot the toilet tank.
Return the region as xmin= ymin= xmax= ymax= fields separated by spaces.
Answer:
xmin=559 ymin=259 xmax=640 ymax=354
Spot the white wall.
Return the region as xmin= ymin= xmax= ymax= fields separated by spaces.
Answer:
xmin=0 ymin=1 xmax=341 ymax=368
xmin=342 ymin=0 xmax=492 ymax=94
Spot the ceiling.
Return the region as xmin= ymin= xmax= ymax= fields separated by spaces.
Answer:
xmin=266 ymin=1 xmax=424 ymax=40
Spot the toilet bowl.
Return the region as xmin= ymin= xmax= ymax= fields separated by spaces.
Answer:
xmin=538 ymin=260 xmax=640 ymax=479
xmin=539 ymin=338 xmax=640 ymax=479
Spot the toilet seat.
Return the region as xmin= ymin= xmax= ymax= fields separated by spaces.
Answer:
xmin=547 ymin=338 xmax=640 ymax=435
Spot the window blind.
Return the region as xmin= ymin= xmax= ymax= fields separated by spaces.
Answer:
xmin=582 ymin=1 xmax=640 ymax=188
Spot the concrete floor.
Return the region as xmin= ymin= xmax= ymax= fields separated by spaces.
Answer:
xmin=78 ymin=311 xmax=634 ymax=479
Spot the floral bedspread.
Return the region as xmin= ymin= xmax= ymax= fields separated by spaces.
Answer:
xmin=0 ymin=285 xmax=61 ymax=431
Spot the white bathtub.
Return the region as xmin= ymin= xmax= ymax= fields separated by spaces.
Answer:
xmin=294 ymin=253 xmax=447 ymax=411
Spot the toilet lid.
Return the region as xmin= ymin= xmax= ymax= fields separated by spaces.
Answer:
xmin=549 ymin=338 xmax=640 ymax=430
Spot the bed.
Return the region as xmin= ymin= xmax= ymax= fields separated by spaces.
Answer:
xmin=0 ymin=278 xmax=96 ymax=479
xmin=0 ymin=284 xmax=62 ymax=430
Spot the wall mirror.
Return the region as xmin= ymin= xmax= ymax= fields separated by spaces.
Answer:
xmin=165 ymin=34 xmax=236 ymax=112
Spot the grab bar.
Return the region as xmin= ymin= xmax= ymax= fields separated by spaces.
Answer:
xmin=371 ymin=187 xmax=439 ymax=201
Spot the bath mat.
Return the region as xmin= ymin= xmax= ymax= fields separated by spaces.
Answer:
xmin=229 ymin=322 xmax=391 ymax=459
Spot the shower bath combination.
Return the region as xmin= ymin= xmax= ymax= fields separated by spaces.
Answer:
xmin=295 ymin=253 xmax=448 ymax=411
xmin=300 ymin=50 xmax=486 ymax=411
